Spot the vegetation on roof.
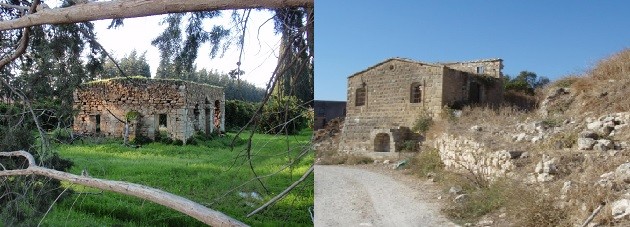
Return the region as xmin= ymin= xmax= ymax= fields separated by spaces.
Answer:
xmin=82 ymin=76 xmax=223 ymax=89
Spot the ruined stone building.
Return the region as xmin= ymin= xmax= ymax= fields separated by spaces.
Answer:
xmin=73 ymin=78 xmax=225 ymax=142
xmin=338 ymin=58 xmax=504 ymax=157
xmin=313 ymin=100 xmax=346 ymax=130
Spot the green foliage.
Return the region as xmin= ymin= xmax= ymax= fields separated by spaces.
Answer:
xmin=193 ymin=69 xmax=266 ymax=102
xmin=273 ymin=8 xmax=314 ymax=105
xmin=125 ymin=110 xmax=141 ymax=121
xmin=42 ymin=131 xmax=313 ymax=226
xmin=51 ymin=127 xmax=73 ymax=143
xmin=411 ymin=148 xmax=444 ymax=176
xmin=224 ymin=100 xmax=258 ymax=130
xmin=553 ymin=76 xmax=579 ymax=88
xmin=504 ymin=71 xmax=550 ymax=95
xmin=100 ymin=50 xmax=151 ymax=78
xmin=412 ymin=112 xmax=433 ymax=134
xmin=259 ymin=96 xmax=308 ymax=135
xmin=401 ymin=140 xmax=418 ymax=152
xmin=444 ymin=181 xmax=506 ymax=223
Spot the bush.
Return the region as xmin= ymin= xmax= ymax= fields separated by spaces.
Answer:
xmin=225 ymin=100 xmax=258 ymax=131
xmin=412 ymin=112 xmax=433 ymax=134
xmin=258 ymin=96 xmax=308 ymax=135
xmin=411 ymin=148 xmax=444 ymax=176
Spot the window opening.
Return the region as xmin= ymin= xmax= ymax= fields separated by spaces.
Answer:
xmin=410 ymin=83 xmax=422 ymax=103
xmin=355 ymin=88 xmax=366 ymax=106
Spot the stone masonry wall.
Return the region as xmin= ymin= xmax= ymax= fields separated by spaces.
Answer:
xmin=340 ymin=59 xmax=443 ymax=155
xmin=73 ymin=78 xmax=224 ymax=142
xmin=443 ymin=59 xmax=503 ymax=79
xmin=434 ymin=133 xmax=517 ymax=181
xmin=339 ymin=58 xmax=504 ymax=157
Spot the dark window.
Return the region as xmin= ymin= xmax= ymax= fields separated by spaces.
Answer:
xmin=374 ymin=133 xmax=390 ymax=152
xmin=355 ymin=88 xmax=366 ymax=106
xmin=159 ymin=114 xmax=167 ymax=127
xmin=95 ymin=115 xmax=101 ymax=133
xmin=410 ymin=83 xmax=422 ymax=103
xmin=476 ymin=66 xmax=485 ymax=74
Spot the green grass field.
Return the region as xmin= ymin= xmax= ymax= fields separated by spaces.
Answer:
xmin=41 ymin=130 xmax=314 ymax=226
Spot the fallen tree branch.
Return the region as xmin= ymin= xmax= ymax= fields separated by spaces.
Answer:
xmin=581 ymin=202 xmax=605 ymax=227
xmin=247 ymin=164 xmax=314 ymax=217
xmin=0 ymin=0 xmax=314 ymax=31
xmin=0 ymin=150 xmax=248 ymax=226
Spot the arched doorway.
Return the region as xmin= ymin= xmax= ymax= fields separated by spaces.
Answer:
xmin=374 ymin=133 xmax=390 ymax=152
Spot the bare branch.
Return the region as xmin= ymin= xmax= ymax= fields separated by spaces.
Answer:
xmin=77 ymin=27 xmax=127 ymax=77
xmin=0 ymin=150 xmax=248 ymax=226
xmin=0 ymin=150 xmax=36 ymax=167
xmin=0 ymin=3 xmax=30 ymax=11
xmin=0 ymin=0 xmax=314 ymax=31
xmin=247 ymin=164 xmax=313 ymax=217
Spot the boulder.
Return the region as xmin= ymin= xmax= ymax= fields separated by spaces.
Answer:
xmin=587 ymin=122 xmax=603 ymax=131
xmin=577 ymin=138 xmax=596 ymax=150
xmin=597 ymin=139 xmax=614 ymax=149
xmin=593 ymin=143 xmax=607 ymax=152
xmin=612 ymin=199 xmax=630 ymax=219
xmin=449 ymin=186 xmax=463 ymax=195
xmin=615 ymin=163 xmax=630 ymax=184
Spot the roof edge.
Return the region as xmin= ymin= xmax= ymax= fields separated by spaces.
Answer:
xmin=348 ymin=57 xmax=442 ymax=78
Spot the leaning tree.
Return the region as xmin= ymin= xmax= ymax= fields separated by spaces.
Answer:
xmin=0 ymin=0 xmax=313 ymax=226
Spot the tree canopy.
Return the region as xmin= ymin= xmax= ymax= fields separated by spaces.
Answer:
xmin=100 ymin=50 xmax=151 ymax=78
xmin=504 ymin=71 xmax=550 ymax=95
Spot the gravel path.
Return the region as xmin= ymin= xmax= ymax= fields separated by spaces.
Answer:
xmin=314 ymin=164 xmax=457 ymax=227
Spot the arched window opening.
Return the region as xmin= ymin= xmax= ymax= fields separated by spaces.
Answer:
xmin=355 ymin=88 xmax=366 ymax=106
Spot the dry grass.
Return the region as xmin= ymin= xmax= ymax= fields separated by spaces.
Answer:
xmin=316 ymin=149 xmax=374 ymax=165
xmin=553 ymin=48 xmax=630 ymax=117
xmin=504 ymin=90 xmax=539 ymax=111
xmin=590 ymin=48 xmax=630 ymax=81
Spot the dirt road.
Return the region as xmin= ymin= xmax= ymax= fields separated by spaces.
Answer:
xmin=314 ymin=164 xmax=457 ymax=227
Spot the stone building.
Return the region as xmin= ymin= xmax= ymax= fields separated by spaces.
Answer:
xmin=73 ymin=77 xmax=225 ymax=142
xmin=313 ymin=100 xmax=346 ymax=130
xmin=338 ymin=58 xmax=503 ymax=157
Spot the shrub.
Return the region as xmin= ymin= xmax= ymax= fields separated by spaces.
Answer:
xmin=224 ymin=100 xmax=258 ymax=131
xmin=258 ymin=96 xmax=308 ymax=135
xmin=400 ymin=140 xmax=418 ymax=152
xmin=443 ymin=180 xmax=507 ymax=223
xmin=172 ymin=139 xmax=184 ymax=146
xmin=411 ymin=147 xmax=444 ymax=176
xmin=412 ymin=112 xmax=433 ymax=134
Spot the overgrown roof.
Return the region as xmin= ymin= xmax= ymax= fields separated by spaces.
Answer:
xmin=81 ymin=76 xmax=223 ymax=89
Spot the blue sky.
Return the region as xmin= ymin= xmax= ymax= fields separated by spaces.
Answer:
xmin=315 ymin=1 xmax=630 ymax=101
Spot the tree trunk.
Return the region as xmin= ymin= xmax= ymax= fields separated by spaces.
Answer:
xmin=0 ymin=150 xmax=248 ymax=226
xmin=0 ymin=0 xmax=313 ymax=31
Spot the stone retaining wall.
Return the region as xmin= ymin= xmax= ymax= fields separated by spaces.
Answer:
xmin=434 ymin=133 xmax=517 ymax=181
